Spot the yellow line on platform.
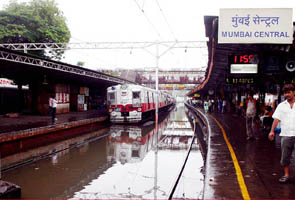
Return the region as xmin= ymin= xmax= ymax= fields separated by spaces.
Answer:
xmin=211 ymin=116 xmax=250 ymax=200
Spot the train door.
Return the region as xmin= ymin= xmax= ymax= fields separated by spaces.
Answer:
xmin=147 ymin=91 xmax=150 ymax=110
xmin=132 ymin=91 xmax=141 ymax=107
xmin=152 ymin=92 xmax=154 ymax=109
xmin=107 ymin=91 xmax=116 ymax=106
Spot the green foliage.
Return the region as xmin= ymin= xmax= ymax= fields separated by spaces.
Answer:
xmin=0 ymin=0 xmax=71 ymax=59
xmin=77 ymin=61 xmax=85 ymax=67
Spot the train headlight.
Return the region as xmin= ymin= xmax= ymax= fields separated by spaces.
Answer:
xmin=137 ymin=108 xmax=142 ymax=112
xmin=111 ymin=112 xmax=117 ymax=116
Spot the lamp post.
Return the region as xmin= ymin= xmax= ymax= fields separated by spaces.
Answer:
xmin=154 ymin=42 xmax=159 ymax=199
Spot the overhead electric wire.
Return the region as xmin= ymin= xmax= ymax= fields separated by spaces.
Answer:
xmin=133 ymin=0 xmax=163 ymax=40
xmin=141 ymin=0 xmax=146 ymax=10
xmin=154 ymin=0 xmax=178 ymax=41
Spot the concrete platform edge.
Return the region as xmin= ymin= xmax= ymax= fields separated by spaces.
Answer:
xmin=0 ymin=116 xmax=108 ymax=143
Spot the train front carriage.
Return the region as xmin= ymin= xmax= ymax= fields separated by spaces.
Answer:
xmin=107 ymin=84 xmax=144 ymax=123
xmin=107 ymin=84 xmax=174 ymax=123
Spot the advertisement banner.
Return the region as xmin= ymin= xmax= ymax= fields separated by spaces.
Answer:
xmin=78 ymin=94 xmax=85 ymax=104
xmin=218 ymin=8 xmax=293 ymax=44
xmin=56 ymin=93 xmax=62 ymax=103
xmin=0 ymin=78 xmax=13 ymax=85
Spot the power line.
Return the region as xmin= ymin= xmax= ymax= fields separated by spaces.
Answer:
xmin=154 ymin=0 xmax=178 ymax=41
xmin=141 ymin=0 xmax=146 ymax=10
xmin=133 ymin=0 xmax=163 ymax=40
xmin=0 ymin=41 xmax=208 ymax=70
xmin=0 ymin=41 xmax=207 ymax=51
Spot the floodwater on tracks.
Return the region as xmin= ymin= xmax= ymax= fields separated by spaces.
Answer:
xmin=1 ymin=103 xmax=204 ymax=199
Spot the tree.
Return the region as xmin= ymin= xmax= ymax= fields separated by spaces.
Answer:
xmin=77 ymin=61 xmax=85 ymax=67
xmin=0 ymin=0 xmax=71 ymax=60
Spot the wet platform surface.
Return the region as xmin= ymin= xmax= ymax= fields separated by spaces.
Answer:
xmin=201 ymin=108 xmax=292 ymax=199
xmin=0 ymin=110 xmax=107 ymax=134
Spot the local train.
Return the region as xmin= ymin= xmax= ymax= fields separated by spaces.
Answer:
xmin=107 ymin=84 xmax=175 ymax=123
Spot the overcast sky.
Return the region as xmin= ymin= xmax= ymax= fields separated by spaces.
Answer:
xmin=1 ymin=0 xmax=295 ymax=71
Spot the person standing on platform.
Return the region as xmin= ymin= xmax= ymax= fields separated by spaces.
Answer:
xmin=239 ymin=100 xmax=244 ymax=116
xmin=269 ymin=84 xmax=295 ymax=183
xmin=204 ymin=100 xmax=209 ymax=113
xmin=218 ymin=99 xmax=222 ymax=113
xmin=245 ymin=92 xmax=257 ymax=140
xmin=211 ymin=99 xmax=215 ymax=112
xmin=208 ymin=99 xmax=212 ymax=113
xmin=49 ymin=94 xmax=58 ymax=123
xmin=222 ymin=99 xmax=227 ymax=113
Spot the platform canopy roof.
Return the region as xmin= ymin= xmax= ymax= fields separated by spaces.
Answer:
xmin=187 ymin=16 xmax=295 ymax=98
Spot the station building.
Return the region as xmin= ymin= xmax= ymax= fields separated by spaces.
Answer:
xmin=0 ymin=47 xmax=131 ymax=115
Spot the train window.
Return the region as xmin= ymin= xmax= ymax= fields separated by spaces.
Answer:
xmin=108 ymin=92 xmax=115 ymax=100
xmin=133 ymin=91 xmax=140 ymax=99
xmin=132 ymin=150 xmax=140 ymax=158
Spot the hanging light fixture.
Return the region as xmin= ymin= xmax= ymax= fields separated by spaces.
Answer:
xmin=42 ymin=75 xmax=48 ymax=85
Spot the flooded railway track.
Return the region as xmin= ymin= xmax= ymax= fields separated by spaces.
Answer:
xmin=1 ymin=103 xmax=204 ymax=199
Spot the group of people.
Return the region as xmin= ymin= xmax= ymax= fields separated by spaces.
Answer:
xmin=239 ymin=84 xmax=295 ymax=184
xmin=199 ymin=84 xmax=295 ymax=184
xmin=203 ymin=98 xmax=227 ymax=113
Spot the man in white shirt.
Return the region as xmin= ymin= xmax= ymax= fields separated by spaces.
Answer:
xmin=269 ymin=84 xmax=295 ymax=183
xmin=49 ymin=94 xmax=58 ymax=123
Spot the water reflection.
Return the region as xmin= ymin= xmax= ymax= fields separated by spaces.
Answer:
xmin=107 ymin=123 xmax=161 ymax=165
xmin=2 ymin=103 xmax=204 ymax=199
xmin=159 ymin=120 xmax=198 ymax=150
xmin=106 ymin=106 xmax=198 ymax=165
xmin=1 ymin=128 xmax=107 ymax=170
xmin=73 ymin=104 xmax=202 ymax=199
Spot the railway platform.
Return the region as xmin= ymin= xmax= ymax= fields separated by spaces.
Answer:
xmin=200 ymin=108 xmax=293 ymax=199
xmin=0 ymin=110 xmax=108 ymax=143
xmin=0 ymin=110 xmax=105 ymax=198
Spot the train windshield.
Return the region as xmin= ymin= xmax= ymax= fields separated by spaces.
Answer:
xmin=132 ymin=91 xmax=140 ymax=99
xmin=132 ymin=91 xmax=141 ymax=107
xmin=108 ymin=92 xmax=115 ymax=103
xmin=109 ymin=93 xmax=115 ymax=99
